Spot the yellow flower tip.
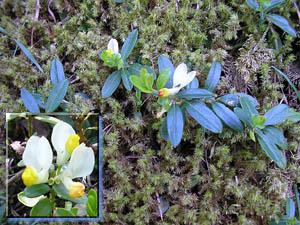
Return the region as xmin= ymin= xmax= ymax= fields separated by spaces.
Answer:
xmin=69 ymin=182 xmax=85 ymax=198
xmin=105 ymin=49 xmax=114 ymax=58
xmin=65 ymin=134 xmax=80 ymax=154
xmin=158 ymin=88 xmax=170 ymax=98
xmin=22 ymin=166 xmax=38 ymax=187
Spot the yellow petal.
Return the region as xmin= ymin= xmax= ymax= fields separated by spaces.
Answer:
xmin=105 ymin=49 xmax=114 ymax=58
xmin=65 ymin=134 xmax=80 ymax=154
xmin=22 ymin=166 xmax=38 ymax=187
xmin=69 ymin=182 xmax=85 ymax=198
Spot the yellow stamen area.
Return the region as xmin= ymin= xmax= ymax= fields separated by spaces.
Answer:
xmin=105 ymin=49 xmax=114 ymax=58
xmin=158 ymin=88 xmax=170 ymax=98
xmin=65 ymin=134 xmax=80 ymax=154
xmin=22 ymin=166 xmax=38 ymax=187
xmin=69 ymin=182 xmax=85 ymax=198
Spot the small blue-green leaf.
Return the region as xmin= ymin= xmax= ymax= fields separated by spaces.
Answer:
xmin=240 ymin=96 xmax=259 ymax=115
xmin=161 ymin=117 xmax=169 ymax=141
xmin=102 ymin=71 xmax=121 ymax=98
xmin=238 ymin=93 xmax=259 ymax=107
xmin=234 ymin=107 xmax=253 ymax=128
xmin=256 ymin=129 xmax=286 ymax=169
xmin=50 ymin=58 xmax=65 ymax=85
xmin=21 ymin=88 xmax=40 ymax=113
xmin=45 ymin=79 xmax=69 ymax=112
xmin=263 ymin=0 xmax=286 ymax=13
xmin=30 ymin=198 xmax=53 ymax=216
xmin=121 ymin=69 xmax=133 ymax=91
xmin=121 ymin=29 xmax=138 ymax=60
xmin=264 ymin=104 xmax=289 ymax=126
xmin=218 ymin=94 xmax=239 ymax=107
xmin=0 ymin=26 xmax=11 ymax=37
xmin=14 ymin=39 xmax=44 ymax=73
xmin=267 ymin=14 xmax=296 ymax=37
xmin=184 ymin=100 xmax=223 ymax=133
xmin=167 ymin=104 xmax=184 ymax=147
xmin=176 ymin=89 xmax=215 ymax=99
xmin=53 ymin=183 xmax=87 ymax=204
xmin=32 ymin=93 xmax=45 ymax=109
xmin=158 ymin=55 xmax=174 ymax=88
xmin=186 ymin=77 xmax=199 ymax=89
xmin=204 ymin=61 xmax=222 ymax=92
xmin=128 ymin=63 xmax=143 ymax=76
xmin=56 ymin=208 xmax=76 ymax=217
xmin=211 ymin=102 xmax=243 ymax=132
xmin=144 ymin=65 xmax=157 ymax=80
xmin=285 ymin=109 xmax=300 ymax=123
xmin=24 ymin=184 xmax=51 ymax=198
xmin=263 ymin=127 xmax=288 ymax=150
xmin=287 ymin=198 xmax=296 ymax=219
xmin=246 ymin=0 xmax=260 ymax=10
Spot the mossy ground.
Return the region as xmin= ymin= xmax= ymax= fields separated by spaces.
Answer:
xmin=0 ymin=0 xmax=299 ymax=224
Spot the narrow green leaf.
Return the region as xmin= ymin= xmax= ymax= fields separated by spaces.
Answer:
xmin=121 ymin=69 xmax=133 ymax=91
xmin=234 ymin=107 xmax=254 ymax=128
xmin=101 ymin=71 xmax=121 ymax=98
xmin=267 ymin=14 xmax=296 ymax=37
xmin=246 ymin=0 xmax=260 ymax=10
xmin=186 ymin=77 xmax=199 ymax=89
xmin=121 ymin=29 xmax=138 ymax=60
xmin=45 ymin=79 xmax=69 ymax=112
xmin=130 ymin=75 xmax=154 ymax=93
xmin=30 ymin=198 xmax=53 ymax=216
xmin=256 ymin=129 xmax=286 ymax=169
xmin=240 ymin=96 xmax=259 ymax=115
xmin=184 ymin=100 xmax=223 ymax=133
xmin=211 ymin=102 xmax=243 ymax=132
xmin=87 ymin=196 xmax=97 ymax=212
xmin=14 ymin=39 xmax=44 ymax=73
xmin=263 ymin=0 xmax=286 ymax=13
xmin=50 ymin=58 xmax=65 ymax=85
xmin=264 ymin=104 xmax=289 ymax=126
xmin=167 ymin=104 xmax=184 ymax=147
xmin=53 ymin=183 xmax=87 ymax=204
xmin=56 ymin=208 xmax=76 ymax=217
xmin=24 ymin=184 xmax=51 ymax=198
xmin=176 ymin=88 xmax=215 ymax=99
xmin=272 ymin=66 xmax=300 ymax=103
xmin=21 ymin=88 xmax=40 ymax=113
xmin=263 ymin=127 xmax=288 ymax=150
xmin=287 ymin=198 xmax=296 ymax=219
xmin=218 ymin=94 xmax=239 ymax=107
xmin=205 ymin=61 xmax=222 ymax=92
xmin=0 ymin=203 xmax=5 ymax=224
xmin=161 ymin=118 xmax=169 ymax=141
xmin=158 ymin=55 xmax=174 ymax=88
xmin=87 ymin=200 xmax=97 ymax=216
xmin=294 ymin=185 xmax=300 ymax=220
xmin=156 ymin=68 xmax=171 ymax=90
xmin=0 ymin=25 xmax=11 ymax=37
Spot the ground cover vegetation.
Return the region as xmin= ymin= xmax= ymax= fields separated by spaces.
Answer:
xmin=0 ymin=0 xmax=300 ymax=224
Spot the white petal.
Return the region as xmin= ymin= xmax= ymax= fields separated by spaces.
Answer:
xmin=36 ymin=137 xmax=53 ymax=171
xmin=179 ymin=71 xmax=196 ymax=89
xmin=23 ymin=136 xmax=41 ymax=170
xmin=51 ymin=121 xmax=75 ymax=159
xmin=67 ymin=144 xmax=95 ymax=178
xmin=173 ymin=63 xmax=188 ymax=88
xmin=107 ymin=39 xmax=119 ymax=54
xmin=36 ymin=169 xmax=49 ymax=184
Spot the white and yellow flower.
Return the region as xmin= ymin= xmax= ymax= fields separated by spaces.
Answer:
xmin=51 ymin=121 xmax=80 ymax=166
xmin=158 ymin=63 xmax=196 ymax=98
xmin=106 ymin=38 xmax=119 ymax=57
xmin=22 ymin=136 xmax=53 ymax=187
xmin=60 ymin=144 xmax=95 ymax=198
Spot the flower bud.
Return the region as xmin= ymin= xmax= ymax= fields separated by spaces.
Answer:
xmin=69 ymin=182 xmax=85 ymax=198
xmin=158 ymin=88 xmax=170 ymax=98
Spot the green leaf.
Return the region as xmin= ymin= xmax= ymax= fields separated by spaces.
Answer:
xmin=252 ymin=115 xmax=266 ymax=126
xmin=140 ymin=68 xmax=154 ymax=90
xmin=167 ymin=104 xmax=184 ymax=147
xmin=87 ymin=189 xmax=97 ymax=213
xmin=270 ymin=216 xmax=300 ymax=225
xmin=186 ymin=77 xmax=199 ymax=89
xmin=267 ymin=14 xmax=296 ymax=37
xmin=218 ymin=94 xmax=239 ymax=107
xmin=263 ymin=126 xmax=288 ymax=150
xmin=263 ymin=0 xmax=286 ymax=12
xmin=256 ymin=129 xmax=286 ymax=169
xmin=240 ymin=96 xmax=259 ymax=115
xmin=287 ymin=198 xmax=296 ymax=219
xmin=246 ymin=0 xmax=260 ymax=10
xmin=71 ymin=207 xmax=78 ymax=216
xmin=204 ymin=61 xmax=222 ymax=92
xmin=272 ymin=66 xmax=300 ymax=103
xmin=17 ymin=192 xmax=46 ymax=207
xmin=121 ymin=29 xmax=138 ymax=60
xmin=234 ymin=107 xmax=254 ymax=128
xmin=87 ymin=194 xmax=97 ymax=216
xmin=250 ymin=130 xmax=256 ymax=142
xmin=264 ymin=104 xmax=289 ymax=126
xmin=211 ymin=102 xmax=243 ymax=132
xmin=32 ymin=93 xmax=45 ymax=109
xmin=24 ymin=184 xmax=51 ymax=198
xmin=130 ymin=75 xmax=154 ymax=93
xmin=0 ymin=203 xmax=5 ymax=224
xmin=50 ymin=58 xmax=65 ymax=85
xmin=285 ymin=108 xmax=300 ymax=123
xmin=0 ymin=25 xmax=11 ymax=36
xmin=45 ymin=79 xmax=69 ymax=112
xmin=21 ymin=88 xmax=40 ymax=113
xmin=56 ymin=208 xmax=76 ymax=217
xmin=128 ymin=63 xmax=143 ymax=76
xmin=176 ymin=89 xmax=215 ymax=99
xmin=53 ymin=183 xmax=88 ymax=204
xmin=115 ymin=0 xmax=124 ymax=3
xmin=156 ymin=68 xmax=171 ymax=90
xmin=30 ymin=198 xmax=53 ymax=216
xmin=144 ymin=65 xmax=157 ymax=80
xmin=294 ymin=185 xmax=300 ymax=220
xmin=161 ymin=118 xmax=169 ymax=141
xmin=158 ymin=55 xmax=174 ymax=88
xmin=157 ymin=97 xmax=169 ymax=106
xmin=121 ymin=69 xmax=133 ymax=91
xmin=14 ymin=39 xmax=44 ymax=73
xmin=101 ymin=71 xmax=121 ymax=98
xmin=238 ymin=93 xmax=259 ymax=107
xmin=184 ymin=100 xmax=223 ymax=133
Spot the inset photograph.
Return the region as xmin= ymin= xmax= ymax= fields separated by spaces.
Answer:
xmin=6 ymin=113 xmax=101 ymax=219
